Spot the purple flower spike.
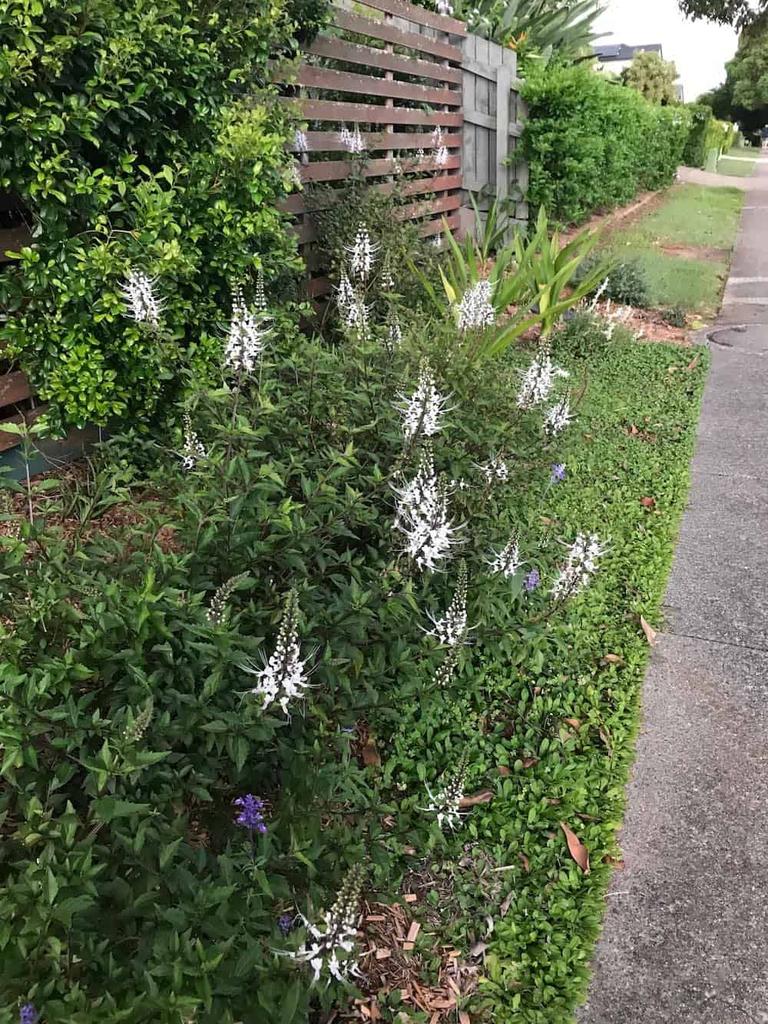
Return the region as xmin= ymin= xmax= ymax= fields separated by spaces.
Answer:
xmin=234 ymin=794 xmax=268 ymax=833
xmin=550 ymin=463 xmax=566 ymax=483
xmin=524 ymin=569 xmax=541 ymax=593
xmin=278 ymin=912 xmax=295 ymax=935
xmin=20 ymin=1006 xmax=39 ymax=1024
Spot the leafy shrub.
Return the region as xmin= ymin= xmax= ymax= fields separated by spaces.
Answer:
xmin=0 ymin=0 xmax=325 ymax=433
xmin=662 ymin=305 xmax=688 ymax=327
xmin=577 ymin=255 xmax=651 ymax=308
xmin=522 ymin=66 xmax=692 ymax=225
xmin=683 ymin=103 xmax=736 ymax=167
xmin=0 ymin=278 xmax=589 ymax=1021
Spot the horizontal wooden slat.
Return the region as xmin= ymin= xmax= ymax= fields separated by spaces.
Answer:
xmin=349 ymin=0 xmax=466 ymax=36
xmin=286 ymin=98 xmax=462 ymax=127
xmin=289 ymin=129 xmax=462 ymax=153
xmin=295 ymin=65 xmax=461 ymax=106
xmin=307 ymin=36 xmax=462 ymax=84
xmin=420 ymin=212 xmax=460 ymax=237
xmin=298 ymin=153 xmax=460 ymax=182
xmin=286 ymin=170 xmax=462 ymax=221
xmin=0 ymin=371 xmax=32 ymax=408
xmin=0 ymin=225 xmax=33 ymax=262
xmin=332 ymin=9 xmax=462 ymax=62
xmin=464 ymin=108 xmax=523 ymax=138
xmin=395 ymin=192 xmax=461 ymax=222
xmin=0 ymin=406 xmax=44 ymax=453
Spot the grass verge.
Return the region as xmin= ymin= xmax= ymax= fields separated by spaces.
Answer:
xmin=717 ymin=156 xmax=757 ymax=177
xmin=603 ymin=183 xmax=743 ymax=315
xmin=378 ymin=329 xmax=709 ymax=1023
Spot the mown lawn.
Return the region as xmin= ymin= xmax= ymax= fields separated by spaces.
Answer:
xmin=603 ymin=183 xmax=743 ymax=314
xmin=382 ymin=330 xmax=709 ymax=1023
xmin=717 ymin=155 xmax=757 ymax=177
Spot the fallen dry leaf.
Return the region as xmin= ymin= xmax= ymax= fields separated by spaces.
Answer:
xmin=602 ymin=653 xmax=624 ymax=665
xmin=499 ymin=891 xmax=515 ymax=917
xmin=497 ymin=765 xmax=511 ymax=777
xmin=564 ymin=717 xmax=581 ymax=730
xmin=519 ymin=852 xmax=531 ymax=873
xmin=560 ymin=822 xmax=590 ymax=874
xmin=686 ymin=353 xmax=701 ymax=372
xmin=640 ymin=496 xmax=656 ymax=508
xmin=640 ymin=615 xmax=657 ymax=645
xmin=459 ymin=789 xmax=494 ymax=808
xmin=522 ymin=757 xmax=539 ymax=769
xmin=459 ymin=1012 xmax=471 ymax=1024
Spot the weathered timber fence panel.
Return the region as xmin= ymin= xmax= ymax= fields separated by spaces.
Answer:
xmin=282 ymin=0 xmax=466 ymax=297
xmin=461 ymin=33 xmax=528 ymax=231
xmin=0 ymin=196 xmax=37 ymax=451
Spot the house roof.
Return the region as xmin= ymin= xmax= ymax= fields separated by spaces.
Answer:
xmin=594 ymin=43 xmax=663 ymax=62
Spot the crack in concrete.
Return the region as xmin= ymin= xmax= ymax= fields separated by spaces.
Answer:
xmin=664 ymin=625 xmax=768 ymax=657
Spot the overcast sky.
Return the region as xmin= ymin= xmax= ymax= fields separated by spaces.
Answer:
xmin=594 ymin=0 xmax=739 ymax=101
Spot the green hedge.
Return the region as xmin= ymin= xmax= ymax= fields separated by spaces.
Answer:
xmin=683 ymin=103 xmax=736 ymax=168
xmin=522 ymin=66 xmax=692 ymax=225
xmin=0 ymin=0 xmax=325 ymax=433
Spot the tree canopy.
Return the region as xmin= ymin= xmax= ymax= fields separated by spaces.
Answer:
xmin=679 ymin=0 xmax=767 ymax=26
xmin=622 ymin=51 xmax=680 ymax=105
xmin=697 ymin=22 xmax=768 ymax=134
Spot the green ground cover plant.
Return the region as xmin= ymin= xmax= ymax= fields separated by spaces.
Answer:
xmin=0 ymin=214 xmax=708 ymax=1022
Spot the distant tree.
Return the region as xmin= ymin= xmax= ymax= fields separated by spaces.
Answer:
xmin=622 ymin=51 xmax=679 ymax=105
xmin=697 ymin=25 xmax=768 ymax=136
xmin=679 ymin=0 xmax=766 ymax=26
xmin=728 ymin=27 xmax=768 ymax=109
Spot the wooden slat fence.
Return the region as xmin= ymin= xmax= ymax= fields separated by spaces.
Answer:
xmin=0 ymin=195 xmax=36 ymax=452
xmin=461 ymin=33 xmax=528 ymax=231
xmin=281 ymin=0 xmax=466 ymax=297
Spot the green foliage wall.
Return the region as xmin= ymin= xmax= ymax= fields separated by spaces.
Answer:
xmin=522 ymin=66 xmax=692 ymax=225
xmin=683 ymin=103 xmax=735 ymax=167
xmin=0 ymin=0 xmax=323 ymax=432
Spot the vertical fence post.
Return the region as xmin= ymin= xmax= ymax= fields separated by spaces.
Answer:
xmin=495 ymin=64 xmax=510 ymax=210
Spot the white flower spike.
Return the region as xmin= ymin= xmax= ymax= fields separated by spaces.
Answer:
xmin=426 ymin=561 xmax=469 ymax=646
xmin=120 ymin=269 xmax=163 ymax=328
xmin=346 ymin=226 xmax=379 ymax=281
xmin=544 ymin=395 xmax=574 ymax=436
xmin=489 ymin=535 xmax=523 ymax=578
xmin=398 ymin=361 xmax=450 ymax=441
xmin=224 ymin=287 xmax=269 ymax=374
xmin=517 ymin=351 xmax=569 ymax=409
xmin=457 ymin=280 xmax=496 ymax=332
xmin=244 ymin=591 xmax=314 ymax=715
xmin=551 ymin=533 xmax=605 ymax=599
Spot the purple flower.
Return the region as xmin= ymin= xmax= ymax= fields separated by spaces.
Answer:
xmin=234 ymin=794 xmax=267 ymax=833
xmin=524 ymin=569 xmax=540 ymax=593
xmin=20 ymin=1007 xmax=38 ymax=1024
xmin=550 ymin=463 xmax=566 ymax=483
xmin=278 ymin=912 xmax=295 ymax=935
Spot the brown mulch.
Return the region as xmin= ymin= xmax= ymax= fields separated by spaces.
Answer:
xmin=560 ymin=190 xmax=663 ymax=243
xmin=0 ymin=465 xmax=180 ymax=552
xmin=658 ymin=242 xmax=729 ymax=262
xmin=594 ymin=302 xmax=694 ymax=346
xmin=342 ymin=898 xmax=482 ymax=1024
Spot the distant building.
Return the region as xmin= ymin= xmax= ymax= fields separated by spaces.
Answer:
xmin=593 ymin=42 xmax=664 ymax=77
xmin=593 ymin=43 xmax=684 ymax=103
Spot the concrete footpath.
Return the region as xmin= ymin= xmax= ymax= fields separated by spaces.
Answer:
xmin=580 ymin=162 xmax=768 ymax=1023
